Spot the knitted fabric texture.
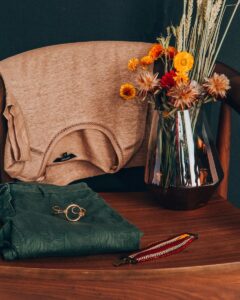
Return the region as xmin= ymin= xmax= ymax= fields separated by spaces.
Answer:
xmin=0 ymin=41 xmax=152 ymax=185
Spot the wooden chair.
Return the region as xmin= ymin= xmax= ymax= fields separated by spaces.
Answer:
xmin=0 ymin=57 xmax=239 ymax=299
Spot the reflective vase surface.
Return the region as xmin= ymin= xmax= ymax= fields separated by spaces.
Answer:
xmin=144 ymin=108 xmax=224 ymax=210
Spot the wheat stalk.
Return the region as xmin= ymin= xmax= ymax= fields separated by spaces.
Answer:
xmin=209 ymin=0 xmax=240 ymax=75
xmin=204 ymin=0 xmax=212 ymax=22
xmin=185 ymin=0 xmax=194 ymax=40
xmin=197 ymin=0 xmax=203 ymax=8
xmin=209 ymin=0 xmax=223 ymax=31
xmin=202 ymin=1 xmax=227 ymax=79
xmin=176 ymin=18 xmax=184 ymax=51
xmin=190 ymin=0 xmax=212 ymax=81
xmin=188 ymin=0 xmax=240 ymax=82
xmin=157 ymin=0 xmax=240 ymax=82
xmin=171 ymin=25 xmax=177 ymax=37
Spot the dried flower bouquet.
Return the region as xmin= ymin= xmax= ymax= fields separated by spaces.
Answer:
xmin=120 ymin=0 xmax=239 ymax=112
xmin=119 ymin=0 xmax=240 ymax=192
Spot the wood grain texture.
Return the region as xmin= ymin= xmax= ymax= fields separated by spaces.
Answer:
xmin=214 ymin=63 xmax=240 ymax=200
xmin=0 ymin=192 xmax=239 ymax=299
xmin=217 ymin=102 xmax=232 ymax=199
xmin=228 ymin=76 xmax=240 ymax=113
xmin=0 ymin=268 xmax=239 ymax=300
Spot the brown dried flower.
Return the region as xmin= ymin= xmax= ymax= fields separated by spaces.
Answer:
xmin=136 ymin=71 xmax=160 ymax=98
xmin=203 ymin=73 xmax=230 ymax=98
xmin=167 ymin=81 xmax=200 ymax=109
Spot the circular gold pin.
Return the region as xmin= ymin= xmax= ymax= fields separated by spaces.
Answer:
xmin=52 ymin=204 xmax=86 ymax=222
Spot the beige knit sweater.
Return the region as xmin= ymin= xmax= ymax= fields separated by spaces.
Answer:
xmin=0 ymin=41 xmax=152 ymax=185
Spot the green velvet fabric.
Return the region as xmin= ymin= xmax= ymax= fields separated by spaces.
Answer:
xmin=0 ymin=182 xmax=142 ymax=261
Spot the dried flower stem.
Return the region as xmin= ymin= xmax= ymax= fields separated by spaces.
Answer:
xmin=209 ymin=1 xmax=240 ymax=75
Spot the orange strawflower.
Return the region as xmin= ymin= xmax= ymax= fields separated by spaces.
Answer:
xmin=173 ymin=71 xmax=189 ymax=84
xmin=140 ymin=55 xmax=154 ymax=67
xmin=148 ymin=44 xmax=164 ymax=60
xmin=128 ymin=58 xmax=140 ymax=72
xmin=120 ymin=83 xmax=136 ymax=100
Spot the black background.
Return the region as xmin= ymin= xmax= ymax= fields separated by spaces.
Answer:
xmin=0 ymin=0 xmax=239 ymax=205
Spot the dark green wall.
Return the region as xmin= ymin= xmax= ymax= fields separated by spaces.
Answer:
xmin=0 ymin=0 xmax=239 ymax=205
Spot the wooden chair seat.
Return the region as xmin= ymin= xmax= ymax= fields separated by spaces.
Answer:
xmin=0 ymin=192 xmax=239 ymax=299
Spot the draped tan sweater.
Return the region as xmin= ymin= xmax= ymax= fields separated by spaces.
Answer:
xmin=0 ymin=41 xmax=152 ymax=185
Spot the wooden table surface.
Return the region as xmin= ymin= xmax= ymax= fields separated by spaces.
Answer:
xmin=0 ymin=192 xmax=239 ymax=299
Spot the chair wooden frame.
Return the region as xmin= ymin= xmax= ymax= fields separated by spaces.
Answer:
xmin=215 ymin=63 xmax=240 ymax=198
xmin=0 ymin=57 xmax=240 ymax=299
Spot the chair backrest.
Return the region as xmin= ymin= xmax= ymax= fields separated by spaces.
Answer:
xmin=214 ymin=63 xmax=240 ymax=199
xmin=0 ymin=43 xmax=239 ymax=198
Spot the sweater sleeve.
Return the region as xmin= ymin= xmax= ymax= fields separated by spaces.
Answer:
xmin=3 ymin=92 xmax=30 ymax=162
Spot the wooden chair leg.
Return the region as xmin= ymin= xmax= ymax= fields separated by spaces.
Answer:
xmin=216 ymin=103 xmax=231 ymax=199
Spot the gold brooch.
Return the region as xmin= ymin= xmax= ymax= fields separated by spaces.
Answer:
xmin=52 ymin=204 xmax=86 ymax=222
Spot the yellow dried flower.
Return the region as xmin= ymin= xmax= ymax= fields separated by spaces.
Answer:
xmin=174 ymin=52 xmax=194 ymax=73
xmin=140 ymin=55 xmax=154 ymax=67
xmin=128 ymin=58 xmax=140 ymax=72
xmin=203 ymin=73 xmax=230 ymax=98
xmin=173 ymin=71 xmax=189 ymax=84
xmin=120 ymin=83 xmax=136 ymax=100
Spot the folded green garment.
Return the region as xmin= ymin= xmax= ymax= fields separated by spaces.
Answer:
xmin=0 ymin=182 xmax=142 ymax=260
